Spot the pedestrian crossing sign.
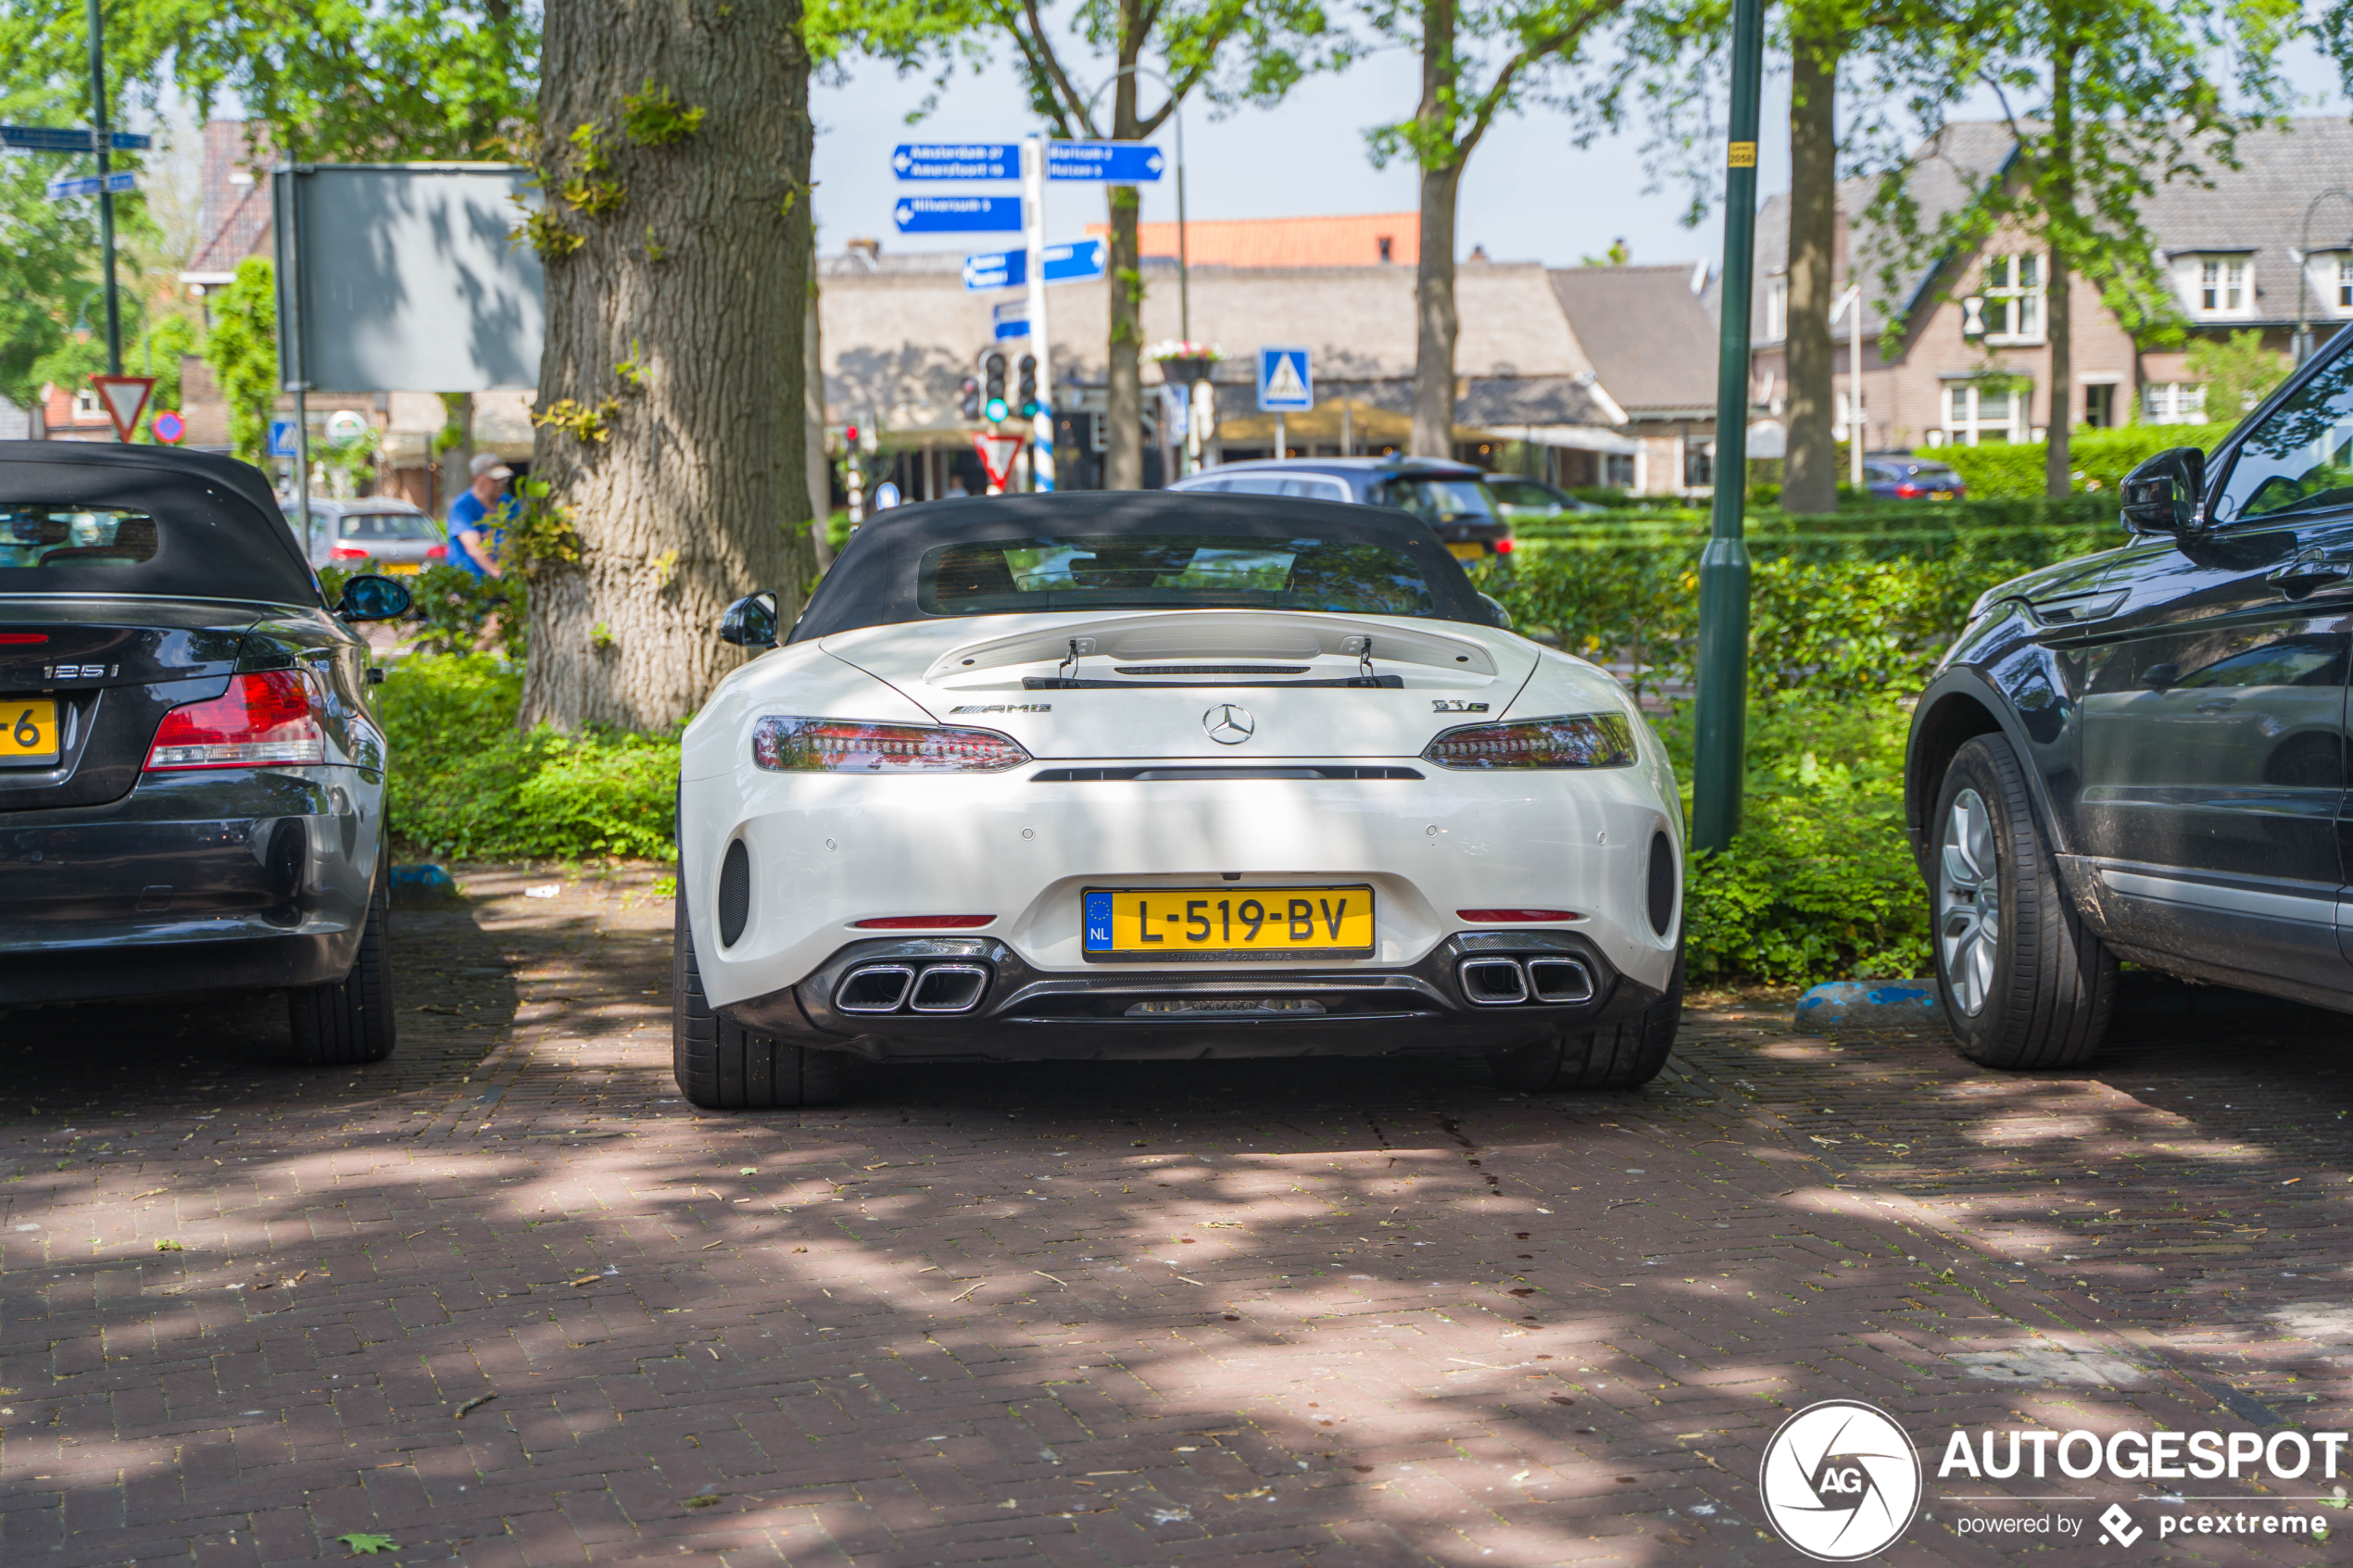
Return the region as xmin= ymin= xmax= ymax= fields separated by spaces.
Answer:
xmin=1256 ymin=346 xmax=1313 ymax=412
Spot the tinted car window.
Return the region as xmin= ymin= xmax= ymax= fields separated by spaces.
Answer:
xmin=0 ymin=507 xmax=158 ymax=569
xmin=2216 ymin=353 xmax=2353 ymax=524
xmin=921 ymin=534 xmax=1441 ymax=619
xmin=2171 ymin=634 xmax=2347 ymax=690
xmin=336 ymin=510 xmax=439 ymax=542
xmin=1383 ymin=477 xmax=1501 ymax=523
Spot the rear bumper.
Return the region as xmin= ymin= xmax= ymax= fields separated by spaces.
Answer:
xmin=719 ymin=928 xmax=1662 ymax=1061
xmin=0 ymin=767 xmax=383 ymax=1005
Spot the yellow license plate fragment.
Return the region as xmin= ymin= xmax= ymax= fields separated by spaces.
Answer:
xmin=1447 ymin=542 xmax=1485 ymax=560
xmin=1084 ymin=885 xmax=1375 ymax=959
xmin=1 ymin=697 xmax=59 ymax=766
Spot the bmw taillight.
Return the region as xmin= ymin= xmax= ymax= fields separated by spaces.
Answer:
xmin=330 ymin=546 xmax=369 ymax=561
xmin=1493 ymin=537 xmax=1514 ymax=554
xmin=145 ymin=670 xmax=327 ymax=771
xmin=752 ymin=717 xmax=1030 ymax=773
xmin=425 ymin=545 xmax=447 ymax=563
xmin=1423 ymin=714 xmax=1638 ymax=770
xmin=1895 ymin=483 xmax=1922 ymax=497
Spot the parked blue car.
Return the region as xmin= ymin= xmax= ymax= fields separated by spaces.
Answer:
xmin=1862 ymin=457 xmax=1968 ymax=501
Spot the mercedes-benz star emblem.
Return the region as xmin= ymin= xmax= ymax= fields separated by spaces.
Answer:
xmin=1202 ymin=703 xmax=1255 ymax=746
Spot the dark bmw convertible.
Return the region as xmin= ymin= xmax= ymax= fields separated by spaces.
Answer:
xmin=0 ymin=443 xmax=411 ymax=1061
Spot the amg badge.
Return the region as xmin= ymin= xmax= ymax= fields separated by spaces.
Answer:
xmin=1431 ymin=700 xmax=1489 ymax=713
xmin=950 ymin=703 xmax=1051 ymax=714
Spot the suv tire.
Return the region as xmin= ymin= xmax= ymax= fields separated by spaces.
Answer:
xmin=1931 ymin=733 xmax=2114 ymax=1069
xmin=673 ymin=880 xmax=847 ymax=1110
xmin=286 ymin=859 xmax=396 ymax=1065
xmin=1489 ymin=944 xmax=1684 ymax=1091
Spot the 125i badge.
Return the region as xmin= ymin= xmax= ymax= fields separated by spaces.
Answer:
xmin=1431 ymin=700 xmax=1488 ymax=713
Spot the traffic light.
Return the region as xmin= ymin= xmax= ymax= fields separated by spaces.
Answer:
xmin=959 ymin=376 xmax=980 ymax=421
xmin=983 ymin=353 xmax=1009 ymax=422
xmin=1017 ymin=354 xmax=1038 ymax=418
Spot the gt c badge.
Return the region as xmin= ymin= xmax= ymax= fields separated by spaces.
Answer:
xmin=1432 ymin=700 xmax=1488 ymax=713
xmin=1202 ymin=704 xmax=1255 ymax=745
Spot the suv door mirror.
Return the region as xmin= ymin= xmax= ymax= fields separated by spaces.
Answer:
xmin=2120 ymin=446 xmax=2206 ymax=535
xmin=720 ymin=591 xmax=779 ymax=647
xmin=335 ymin=573 xmax=414 ymax=621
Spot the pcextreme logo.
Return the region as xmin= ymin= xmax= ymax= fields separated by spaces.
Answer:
xmin=1758 ymin=1400 xmax=1924 ymax=1562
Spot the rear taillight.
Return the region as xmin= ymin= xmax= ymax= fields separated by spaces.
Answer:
xmin=330 ymin=546 xmax=369 ymax=561
xmin=0 ymin=633 xmax=46 ymax=645
xmin=425 ymin=545 xmax=447 ymax=563
xmin=1423 ymin=714 xmax=1639 ymax=770
xmin=752 ymin=717 xmax=1029 ymax=773
xmin=1895 ymin=483 xmax=1921 ymax=497
xmin=1493 ymin=537 xmax=1514 ymax=554
xmin=145 ymin=670 xmax=326 ymax=771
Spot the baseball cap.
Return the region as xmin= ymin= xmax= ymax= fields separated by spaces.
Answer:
xmin=469 ymin=452 xmax=513 ymax=481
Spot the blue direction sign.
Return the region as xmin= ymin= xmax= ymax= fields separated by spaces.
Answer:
xmin=893 ymin=142 xmax=1018 ymax=181
xmin=0 ymin=125 xmax=149 ymax=152
xmin=992 ymin=302 xmax=1029 ymax=341
xmin=1257 ymin=345 xmax=1314 ymax=412
xmin=46 ymin=171 xmax=136 ymax=200
xmin=268 ymin=420 xmax=299 ymax=459
xmin=1047 ymin=142 xmax=1164 ymax=182
xmin=895 ymin=195 xmax=1021 ymax=234
xmin=961 ymin=238 xmax=1108 ymax=294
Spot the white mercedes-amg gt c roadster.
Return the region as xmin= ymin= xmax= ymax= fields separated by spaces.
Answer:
xmin=673 ymin=492 xmax=1684 ymax=1109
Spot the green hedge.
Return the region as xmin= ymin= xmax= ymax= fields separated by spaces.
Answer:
xmin=377 ymin=655 xmax=678 ymax=862
xmin=1916 ymin=425 xmax=2229 ymax=500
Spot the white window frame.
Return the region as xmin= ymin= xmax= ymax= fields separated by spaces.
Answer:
xmin=1944 ymin=382 xmax=2028 ymax=445
xmin=2336 ymin=255 xmax=2353 ymax=314
xmin=71 ymin=387 xmax=100 ymax=418
xmin=2185 ymin=255 xmax=2255 ymax=319
xmin=2143 ymin=382 xmax=2209 ymax=425
xmin=1979 ymin=254 xmax=2045 ymax=345
xmin=1763 ymin=276 xmax=1788 ymax=344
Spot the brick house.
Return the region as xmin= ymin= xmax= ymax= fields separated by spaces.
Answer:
xmin=1741 ymin=118 xmax=2353 ymax=454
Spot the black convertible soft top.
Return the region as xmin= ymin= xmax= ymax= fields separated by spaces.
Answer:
xmin=789 ymin=490 xmax=1495 ymax=641
xmin=0 ymin=441 xmax=321 ymax=606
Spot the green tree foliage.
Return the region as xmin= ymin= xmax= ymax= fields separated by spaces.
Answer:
xmin=2184 ymin=329 xmax=2290 ymax=425
xmin=1873 ymin=0 xmax=2296 ymax=496
xmin=204 ymin=257 xmax=277 ymax=464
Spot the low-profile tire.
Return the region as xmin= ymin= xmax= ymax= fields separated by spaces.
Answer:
xmin=673 ymin=880 xmax=847 ymax=1110
xmin=1931 ymin=733 xmax=2115 ymax=1070
xmin=286 ymin=861 xmax=396 ymax=1065
xmin=1488 ymin=945 xmax=1684 ymax=1092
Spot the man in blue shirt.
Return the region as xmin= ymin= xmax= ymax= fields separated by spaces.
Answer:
xmin=447 ymin=453 xmax=516 ymax=578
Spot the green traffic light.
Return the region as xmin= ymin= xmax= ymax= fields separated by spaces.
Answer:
xmin=984 ymin=396 xmax=1010 ymax=422
xmin=1020 ymin=399 xmax=1038 ymax=419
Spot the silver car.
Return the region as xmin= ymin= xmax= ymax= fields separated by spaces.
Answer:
xmin=284 ymin=499 xmax=447 ymax=573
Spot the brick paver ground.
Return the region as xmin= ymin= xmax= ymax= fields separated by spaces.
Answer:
xmin=4 ymin=866 xmax=2349 ymax=1566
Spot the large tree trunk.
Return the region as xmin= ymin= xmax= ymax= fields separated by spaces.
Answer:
xmin=805 ymin=255 xmax=833 ymax=569
xmin=1103 ymin=56 xmax=1144 ymax=490
xmin=2044 ymin=44 xmax=2076 ymax=500
xmin=1409 ymin=0 xmax=1460 ymax=460
xmin=1781 ymin=29 xmax=1839 ymax=515
xmin=522 ymin=0 xmax=817 ymax=732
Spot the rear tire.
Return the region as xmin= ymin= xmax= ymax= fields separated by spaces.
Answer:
xmin=1488 ymin=945 xmax=1683 ymax=1091
xmin=286 ymin=861 xmax=396 ymax=1065
xmin=673 ymin=880 xmax=846 ymax=1110
xmin=1930 ymin=734 xmax=2114 ymax=1069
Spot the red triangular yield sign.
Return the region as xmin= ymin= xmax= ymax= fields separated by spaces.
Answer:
xmin=973 ymin=430 xmax=1026 ymax=490
xmin=90 ymin=375 xmax=156 ymax=443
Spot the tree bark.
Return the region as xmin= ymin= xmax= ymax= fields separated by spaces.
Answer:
xmin=2044 ymin=44 xmax=2076 ymax=500
xmin=522 ymin=0 xmax=817 ymax=733
xmin=805 ymin=253 xmax=833 ymax=569
xmin=1781 ymin=28 xmax=1839 ymax=515
xmin=1409 ymin=0 xmax=1461 ymax=461
xmin=1104 ymin=46 xmax=1145 ymax=490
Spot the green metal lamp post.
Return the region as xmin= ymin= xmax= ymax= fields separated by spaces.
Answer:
xmin=1690 ymin=0 xmax=1768 ymax=853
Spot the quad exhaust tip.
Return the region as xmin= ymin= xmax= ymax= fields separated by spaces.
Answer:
xmin=837 ymin=961 xmax=990 ymax=1016
xmin=1459 ymin=955 xmax=1595 ymax=1007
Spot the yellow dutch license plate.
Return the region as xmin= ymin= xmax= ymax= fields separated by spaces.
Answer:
xmin=1 ymin=697 xmax=59 ymax=766
xmin=381 ymin=562 xmax=423 ymax=574
xmin=1447 ymin=542 xmax=1486 ymax=561
xmin=1084 ymin=885 xmax=1376 ymax=960
xmin=1931 ymin=490 xmax=1955 ymax=501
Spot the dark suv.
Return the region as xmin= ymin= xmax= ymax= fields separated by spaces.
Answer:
xmin=1906 ymin=337 xmax=2353 ymax=1069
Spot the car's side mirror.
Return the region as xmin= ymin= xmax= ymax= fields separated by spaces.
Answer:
xmin=2139 ymin=661 xmax=2182 ymax=691
xmin=721 ymin=590 xmax=779 ymax=648
xmin=336 ymin=573 xmax=413 ymax=621
xmin=1478 ymin=592 xmax=1515 ymax=630
xmin=2120 ymin=446 xmax=2206 ymax=535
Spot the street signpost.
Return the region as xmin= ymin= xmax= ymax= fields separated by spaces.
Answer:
xmin=1256 ymin=346 xmax=1313 ymax=459
xmin=46 ymin=170 xmax=134 ymax=200
xmin=973 ymin=430 xmax=1026 ymax=495
xmin=893 ymin=195 xmax=1021 ymax=234
xmin=0 ymin=125 xmax=146 ymax=151
xmin=1046 ymin=142 xmax=1164 ymax=182
xmin=88 ymin=374 xmax=153 ymax=443
xmin=961 ymin=238 xmax=1107 ymax=294
xmin=150 ymin=409 xmax=185 ymax=445
xmin=1691 ymin=0 xmax=1768 ymax=853
xmin=892 ymin=143 xmax=1018 ymax=180
xmin=1022 ymin=138 xmax=1055 ymax=492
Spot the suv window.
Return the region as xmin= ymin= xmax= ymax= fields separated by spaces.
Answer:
xmin=2215 ymin=354 xmax=2353 ymax=524
xmin=1381 ymin=476 xmax=1502 ymax=524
